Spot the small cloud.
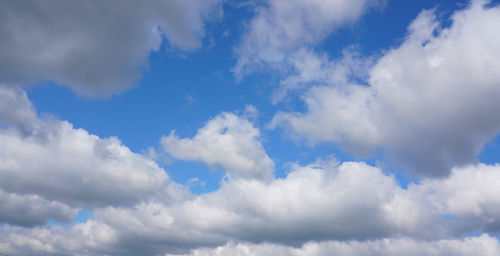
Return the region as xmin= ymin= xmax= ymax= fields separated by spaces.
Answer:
xmin=185 ymin=94 xmax=196 ymax=106
xmin=187 ymin=177 xmax=207 ymax=188
xmin=142 ymin=147 xmax=159 ymax=161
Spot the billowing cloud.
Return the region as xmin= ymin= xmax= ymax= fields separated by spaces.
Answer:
xmin=161 ymin=108 xmax=275 ymax=181
xmin=0 ymin=222 xmax=118 ymax=256
xmin=0 ymin=86 xmax=39 ymax=133
xmin=1 ymin=86 xmax=498 ymax=255
xmin=417 ymin=163 xmax=500 ymax=234
xmin=3 ymin=160 xmax=500 ymax=255
xmin=273 ymin=0 xmax=500 ymax=176
xmin=233 ymin=0 xmax=384 ymax=76
xmin=174 ymin=160 xmax=433 ymax=243
xmin=2 ymin=87 xmax=500 ymax=252
xmin=168 ymin=235 xmax=500 ymax=256
xmin=0 ymin=86 xmax=187 ymax=226
xmin=0 ymin=190 xmax=78 ymax=227
xmin=0 ymin=0 xmax=221 ymax=96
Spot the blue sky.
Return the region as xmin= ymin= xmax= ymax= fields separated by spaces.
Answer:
xmin=1 ymin=0 xmax=500 ymax=255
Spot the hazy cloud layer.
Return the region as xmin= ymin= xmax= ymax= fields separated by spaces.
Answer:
xmin=273 ymin=1 xmax=500 ymax=176
xmin=0 ymin=0 xmax=221 ymax=96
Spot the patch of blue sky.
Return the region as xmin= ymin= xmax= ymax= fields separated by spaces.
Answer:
xmin=47 ymin=208 xmax=92 ymax=227
xmin=160 ymin=161 xmax=224 ymax=194
xmin=479 ymin=136 xmax=500 ymax=165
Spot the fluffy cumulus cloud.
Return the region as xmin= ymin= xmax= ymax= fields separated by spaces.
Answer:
xmin=3 ymin=88 xmax=500 ymax=254
xmin=3 ymin=159 xmax=500 ymax=255
xmin=233 ymin=0 xmax=384 ymax=76
xmin=418 ymin=164 xmax=500 ymax=234
xmin=169 ymin=235 xmax=500 ymax=256
xmin=161 ymin=108 xmax=275 ymax=181
xmin=0 ymin=86 xmax=39 ymax=133
xmin=0 ymin=0 xmax=221 ymax=96
xmin=273 ymin=0 xmax=500 ymax=176
xmin=0 ymin=85 xmax=187 ymax=226
xmin=0 ymin=190 xmax=78 ymax=227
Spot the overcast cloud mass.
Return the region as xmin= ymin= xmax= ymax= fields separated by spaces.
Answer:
xmin=1 ymin=0 xmax=500 ymax=255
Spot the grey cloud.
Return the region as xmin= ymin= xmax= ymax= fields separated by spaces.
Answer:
xmin=0 ymin=86 xmax=39 ymax=134
xmin=0 ymin=0 xmax=221 ymax=96
xmin=0 ymin=190 xmax=78 ymax=227
xmin=416 ymin=163 xmax=500 ymax=235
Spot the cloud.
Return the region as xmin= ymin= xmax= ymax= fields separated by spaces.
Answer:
xmin=417 ymin=163 xmax=500 ymax=234
xmin=0 ymin=222 xmax=118 ymax=256
xmin=175 ymin=161 xmax=431 ymax=243
xmin=272 ymin=0 xmax=500 ymax=176
xmin=0 ymin=86 xmax=187 ymax=225
xmin=0 ymin=0 xmax=221 ymax=96
xmin=233 ymin=0 xmax=384 ymax=77
xmin=93 ymin=159 xmax=500 ymax=252
xmin=2 ymin=157 xmax=500 ymax=254
xmin=161 ymin=109 xmax=275 ymax=181
xmin=272 ymin=47 xmax=373 ymax=103
xmin=0 ymin=86 xmax=39 ymax=134
xmin=169 ymin=235 xmax=500 ymax=256
xmin=0 ymin=190 xmax=78 ymax=227
xmin=2 ymin=87 xmax=500 ymax=248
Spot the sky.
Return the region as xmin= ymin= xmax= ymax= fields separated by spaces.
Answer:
xmin=1 ymin=0 xmax=500 ymax=255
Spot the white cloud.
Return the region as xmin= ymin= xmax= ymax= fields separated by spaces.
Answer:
xmin=0 ymin=221 xmax=118 ymax=256
xmin=271 ymin=48 xmax=373 ymax=103
xmin=161 ymin=110 xmax=275 ymax=181
xmin=0 ymin=86 xmax=187 ymax=219
xmin=0 ymin=126 xmax=182 ymax=208
xmin=176 ymin=161 xmax=432 ymax=243
xmin=272 ymin=1 xmax=500 ymax=176
xmin=233 ymin=0 xmax=384 ymax=77
xmin=2 ymin=157 xmax=500 ymax=255
xmin=170 ymin=235 xmax=500 ymax=256
xmin=0 ymin=0 xmax=222 ymax=96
